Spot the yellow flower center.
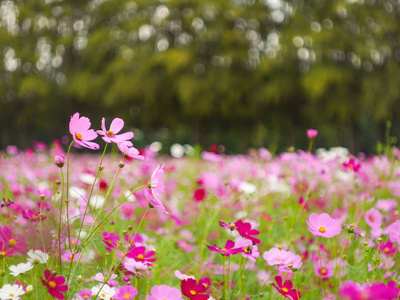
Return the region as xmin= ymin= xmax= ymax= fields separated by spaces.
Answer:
xmin=9 ymin=294 xmax=14 ymax=297
xmin=321 ymin=269 xmax=327 ymax=275
xmin=9 ymin=239 xmax=16 ymax=245
xmin=137 ymin=254 xmax=144 ymax=260
xmin=83 ymin=295 xmax=89 ymax=299
xmin=244 ymin=248 xmax=248 ymax=253
xmin=190 ymin=290 xmax=196 ymax=295
xmin=221 ymin=248 xmax=227 ymax=253
xmin=282 ymin=288 xmax=289 ymax=293
xmin=69 ymin=255 xmax=73 ymax=260
xmin=384 ymin=248 xmax=390 ymax=253
xmin=319 ymin=227 xmax=326 ymax=233
xmin=107 ymin=130 xmax=114 ymax=136
xmin=49 ymin=281 xmax=56 ymax=288
xmin=101 ymin=293 xmax=106 ymax=297
xmin=71 ymin=241 xmax=75 ymax=244
xmin=0 ymin=251 xmax=6 ymax=256
xmin=75 ymin=133 xmax=83 ymax=140
xmin=277 ymin=245 xmax=283 ymax=250
xmin=124 ymin=294 xmax=131 ymax=299
xmin=369 ymin=216 xmax=374 ymax=221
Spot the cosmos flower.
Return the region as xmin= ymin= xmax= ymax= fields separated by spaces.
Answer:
xmin=0 ymin=284 xmax=25 ymax=300
xmin=271 ymin=276 xmax=301 ymax=300
xmin=97 ymin=118 xmax=134 ymax=144
xmin=9 ymin=262 xmax=33 ymax=276
xmin=207 ymin=239 xmax=242 ymax=257
xmin=144 ymin=164 xmax=168 ymax=215
xmin=388 ymin=220 xmax=400 ymax=244
xmin=365 ymin=208 xmax=382 ymax=228
xmin=115 ymin=285 xmax=138 ymax=300
xmin=117 ymin=141 xmax=144 ymax=160
xmin=180 ymin=278 xmax=209 ymax=300
xmin=41 ymin=269 xmax=68 ymax=299
xmin=307 ymin=129 xmax=318 ymax=139
xmin=27 ymin=249 xmax=49 ymax=264
xmin=146 ymin=285 xmax=183 ymax=300
xmin=69 ymin=113 xmax=99 ymax=150
xmin=306 ymin=213 xmax=342 ymax=238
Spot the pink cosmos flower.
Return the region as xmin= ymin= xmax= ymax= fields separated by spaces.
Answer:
xmin=181 ymin=278 xmax=209 ymax=300
xmin=314 ymin=261 xmax=334 ymax=279
xmin=388 ymin=220 xmax=400 ymax=244
xmin=271 ymin=276 xmax=301 ymax=300
xmin=235 ymin=237 xmax=260 ymax=263
xmin=193 ymin=188 xmax=206 ymax=202
xmin=144 ymin=164 xmax=168 ymax=214
xmin=365 ymin=208 xmax=382 ymax=228
xmin=41 ymin=269 xmax=68 ymax=299
xmin=117 ymin=141 xmax=144 ymax=160
xmin=115 ymin=285 xmax=138 ymax=300
xmin=343 ymin=158 xmax=361 ymax=172
xmin=146 ymin=285 xmax=183 ymax=300
xmin=123 ymin=258 xmax=150 ymax=275
xmin=77 ymin=289 xmax=93 ymax=300
xmin=0 ymin=226 xmax=28 ymax=256
xmin=307 ymin=129 xmax=318 ymax=139
xmin=61 ymin=250 xmax=81 ymax=262
xmin=174 ymin=270 xmax=195 ymax=281
xmin=21 ymin=209 xmax=46 ymax=222
xmin=263 ymin=248 xmax=295 ymax=266
xmin=126 ymin=246 xmax=157 ymax=264
xmin=102 ymin=232 xmax=121 ymax=252
xmin=69 ymin=113 xmax=99 ymax=150
xmin=97 ymin=118 xmax=134 ymax=144
xmin=306 ymin=213 xmax=342 ymax=238
xmin=207 ymin=239 xmax=242 ymax=257
xmin=235 ymin=219 xmax=260 ymax=244
xmin=378 ymin=241 xmax=397 ymax=255
xmin=219 ymin=221 xmax=237 ymax=231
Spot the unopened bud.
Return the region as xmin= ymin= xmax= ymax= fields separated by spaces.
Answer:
xmin=51 ymin=270 xmax=57 ymax=276
xmin=363 ymin=241 xmax=369 ymax=247
xmin=99 ymin=166 xmax=104 ymax=171
xmin=123 ymin=230 xmax=128 ymax=235
xmin=39 ymin=194 xmax=45 ymax=200
xmin=377 ymin=237 xmax=383 ymax=242
xmin=26 ymin=285 xmax=33 ymax=292
xmin=119 ymin=161 xmax=125 ymax=168
xmin=65 ymin=199 xmax=69 ymax=203
xmin=55 ymin=179 xmax=61 ymax=185
xmin=128 ymin=225 xmax=133 ymax=231
xmin=54 ymin=155 xmax=65 ymax=168
xmin=77 ymin=275 xmax=83 ymax=281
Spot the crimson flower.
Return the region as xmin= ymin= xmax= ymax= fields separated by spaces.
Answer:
xmin=207 ymin=239 xmax=242 ymax=257
xmin=271 ymin=276 xmax=301 ymax=300
xmin=235 ymin=220 xmax=260 ymax=244
xmin=181 ymin=278 xmax=209 ymax=300
xmin=69 ymin=113 xmax=99 ymax=150
xmin=41 ymin=269 xmax=68 ymax=299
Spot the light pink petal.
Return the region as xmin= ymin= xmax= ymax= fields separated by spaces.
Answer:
xmin=308 ymin=213 xmax=320 ymax=227
xmin=101 ymin=118 xmax=107 ymax=132
xmin=115 ymin=132 xmax=134 ymax=141
xmin=82 ymin=141 xmax=100 ymax=150
xmin=318 ymin=213 xmax=331 ymax=226
xmin=76 ymin=116 xmax=92 ymax=132
xmin=69 ymin=113 xmax=80 ymax=135
xmin=110 ymin=118 xmax=124 ymax=134
xmin=81 ymin=129 xmax=98 ymax=141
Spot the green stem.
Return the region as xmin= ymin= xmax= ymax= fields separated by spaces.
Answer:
xmin=308 ymin=138 xmax=314 ymax=153
xmin=230 ymin=256 xmax=247 ymax=299
xmin=337 ymin=232 xmax=350 ymax=292
xmin=318 ymin=237 xmax=326 ymax=297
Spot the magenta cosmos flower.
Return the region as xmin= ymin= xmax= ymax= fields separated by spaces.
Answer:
xmin=307 ymin=213 xmax=342 ymax=238
xmin=271 ymin=276 xmax=301 ymax=300
xmin=97 ymin=118 xmax=134 ymax=144
xmin=126 ymin=246 xmax=157 ymax=264
xmin=388 ymin=220 xmax=400 ymax=244
xmin=69 ymin=113 xmax=99 ymax=150
xmin=41 ymin=269 xmax=68 ymax=299
xmin=207 ymin=239 xmax=242 ymax=257
xmin=235 ymin=219 xmax=260 ymax=244
xmin=144 ymin=164 xmax=168 ymax=214
xmin=146 ymin=285 xmax=182 ymax=300
xmin=115 ymin=285 xmax=138 ymax=300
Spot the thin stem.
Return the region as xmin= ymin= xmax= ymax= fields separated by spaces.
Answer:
xmin=337 ymin=232 xmax=350 ymax=293
xmin=318 ymin=237 xmax=326 ymax=297
xmin=230 ymin=256 xmax=247 ymax=299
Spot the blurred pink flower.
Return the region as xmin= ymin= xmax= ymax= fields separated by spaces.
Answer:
xmin=307 ymin=129 xmax=318 ymax=139
xmin=314 ymin=261 xmax=334 ymax=279
xmin=144 ymin=164 xmax=168 ymax=214
xmin=388 ymin=220 xmax=400 ymax=244
xmin=146 ymin=285 xmax=182 ymax=300
xmin=69 ymin=113 xmax=99 ymax=150
xmin=307 ymin=213 xmax=342 ymax=238
xmin=365 ymin=208 xmax=382 ymax=228
xmin=117 ymin=141 xmax=144 ymax=160
xmin=97 ymin=118 xmax=133 ymax=144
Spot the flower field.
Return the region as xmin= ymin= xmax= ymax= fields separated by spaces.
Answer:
xmin=0 ymin=113 xmax=400 ymax=300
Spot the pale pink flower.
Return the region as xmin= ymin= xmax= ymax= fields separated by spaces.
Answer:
xmin=174 ymin=270 xmax=195 ymax=281
xmin=263 ymin=248 xmax=294 ymax=266
xmin=117 ymin=141 xmax=144 ymax=160
xmin=69 ymin=113 xmax=99 ymax=150
xmin=314 ymin=261 xmax=334 ymax=279
xmin=365 ymin=208 xmax=382 ymax=228
xmin=307 ymin=213 xmax=342 ymax=238
xmin=144 ymin=164 xmax=168 ymax=214
xmin=97 ymin=118 xmax=133 ymax=144
xmin=146 ymin=285 xmax=183 ymax=300
xmin=388 ymin=220 xmax=400 ymax=244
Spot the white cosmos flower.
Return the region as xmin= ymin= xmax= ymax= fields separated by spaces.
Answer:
xmin=9 ymin=262 xmax=33 ymax=277
xmin=27 ymin=250 xmax=49 ymax=264
xmin=91 ymin=284 xmax=115 ymax=300
xmin=0 ymin=284 xmax=25 ymax=300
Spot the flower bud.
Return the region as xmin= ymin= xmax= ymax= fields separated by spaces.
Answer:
xmin=26 ymin=285 xmax=33 ymax=292
xmin=307 ymin=129 xmax=318 ymax=139
xmin=128 ymin=225 xmax=133 ymax=231
xmin=77 ymin=275 xmax=83 ymax=281
xmin=54 ymin=155 xmax=65 ymax=168
xmin=119 ymin=161 xmax=125 ymax=168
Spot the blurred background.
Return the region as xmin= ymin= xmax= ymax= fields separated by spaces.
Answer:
xmin=1 ymin=0 xmax=400 ymax=154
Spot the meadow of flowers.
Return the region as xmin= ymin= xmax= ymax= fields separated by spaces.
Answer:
xmin=0 ymin=113 xmax=400 ymax=300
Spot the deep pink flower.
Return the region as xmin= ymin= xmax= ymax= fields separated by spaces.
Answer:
xmin=69 ymin=113 xmax=99 ymax=150
xmin=378 ymin=241 xmax=397 ymax=255
xmin=343 ymin=158 xmax=361 ymax=172
xmin=181 ymin=278 xmax=209 ymax=300
xmin=307 ymin=129 xmax=318 ymax=139
xmin=117 ymin=141 xmax=144 ymax=160
xmin=194 ymin=188 xmax=206 ymax=202
xmin=198 ymin=278 xmax=211 ymax=291
xmin=115 ymin=285 xmax=138 ymax=300
xmin=22 ymin=209 xmax=46 ymax=223
xmin=146 ymin=285 xmax=182 ymax=300
xmin=102 ymin=232 xmax=121 ymax=252
xmin=388 ymin=220 xmax=400 ymax=244
xmin=235 ymin=220 xmax=260 ymax=244
xmin=126 ymin=246 xmax=157 ymax=264
xmin=41 ymin=269 xmax=68 ymax=299
xmin=306 ymin=213 xmax=342 ymax=238
xmin=219 ymin=221 xmax=237 ymax=231
xmin=207 ymin=239 xmax=242 ymax=257
xmin=271 ymin=276 xmax=301 ymax=300
xmin=365 ymin=208 xmax=382 ymax=228
xmin=144 ymin=164 xmax=168 ymax=215
xmin=77 ymin=288 xmax=92 ymax=300
xmin=0 ymin=226 xmax=28 ymax=256
xmin=97 ymin=118 xmax=134 ymax=144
